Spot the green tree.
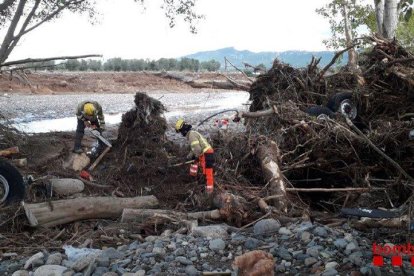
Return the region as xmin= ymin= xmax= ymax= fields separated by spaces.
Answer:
xmin=179 ymin=57 xmax=199 ymax=71
xmin=65 ymin=59 xmax=81 ymax=71
xmin=88 ymin=59 xmax=102 ymax=71
xmin=201 ymin=59 xmax=221 ymax=71
xmin=316 ymin=0 xmax=373 ymax=68
xmin=79 ymin=59 xmax=88 ymax=71
xmin=397 ymin=14 xmax=414 ymax=50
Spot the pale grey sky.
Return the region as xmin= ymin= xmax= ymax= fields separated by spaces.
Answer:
xmin=8 ymin=0 xmax=341 ymax=61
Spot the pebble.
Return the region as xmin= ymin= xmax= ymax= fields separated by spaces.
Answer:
xmin=185 ymin=265 xmax=199 ymax=276
xmin=253 ymin=219 xmax=281 ymax=235
xmin=244 ymin=238 xmax=260 ymax=250
xmin=92 ymin=266 xmax=109 ymax=276
xmin=313 ymin=226 xmax=328 ymax=237
xmin=306 ymin=246 xmax=319 ymax=258
xmin=3 ymin=219 xmax=386 ymax=275
xmin=71 ymin=253 xmax=97 ymax=272
xmin=175 ymin=256 xmax=193 ymax=265
xmin=46 ymin=253 xmax=63 ymax=265
xmin=33 ymin=265 xmax=68 ymax=276
xmin=24 ymin=252 xmax=44 ymax=270
xmin=101 ymin=248 xmax=124 ymax=260
xmin=152 ymin=247 xmax=166 ymax=256
xmin=304 ymin=257 xmax=318 ymax=266
xmin=301 ymin=231 xmax=311 ymax=243
xmin=11 ymin=271 xmax=29 ymax=276
xmin=278 ymin=227 xmax=292 ymax=235
xmin=334 ymin=239 xmax=348 ymax=249
xmin=209 ymin=239 xmax=226 ymax=251
xmin=322 ymin=269 xmax=339 ymax=276
xmin=325 ymin=261 xmax=339 ymax=270
xmin=192 ymin=225 xmax=230 ymax=239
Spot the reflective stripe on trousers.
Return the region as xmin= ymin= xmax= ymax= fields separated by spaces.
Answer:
xmin=199 ymin=148 xmax=214 ymax=193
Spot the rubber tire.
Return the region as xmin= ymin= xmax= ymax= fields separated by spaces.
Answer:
xmin=326 ymin=92 xmax=353 ymax=112
xmin=305 ymin=105 xmax=335 ymax=117
xmin=0 ymin=158 xmax=25 ymax=204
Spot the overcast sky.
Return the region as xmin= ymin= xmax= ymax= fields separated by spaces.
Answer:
xmin=8 ymin=0 xmax=336 ymax=61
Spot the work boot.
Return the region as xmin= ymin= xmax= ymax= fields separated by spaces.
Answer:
xmin=73 ymin=132 xmax=84 ymax=154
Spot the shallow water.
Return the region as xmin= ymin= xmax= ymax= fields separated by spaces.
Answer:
xmin=1 ymin=91 xmax=250 ymax=133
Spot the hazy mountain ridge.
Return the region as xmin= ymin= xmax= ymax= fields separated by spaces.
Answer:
xmin=184 ymin=47 xmax=346 ymax=69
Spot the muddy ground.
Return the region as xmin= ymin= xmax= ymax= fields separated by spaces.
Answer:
xmin=0 ymin=71 xmax=248 ymax=95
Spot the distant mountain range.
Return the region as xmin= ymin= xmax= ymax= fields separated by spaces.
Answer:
xmin=184 ymin=47 xmax=347 ymax=69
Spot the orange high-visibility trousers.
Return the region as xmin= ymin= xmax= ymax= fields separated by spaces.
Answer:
xmin=199 ymin=148 xmax=214 ymax=193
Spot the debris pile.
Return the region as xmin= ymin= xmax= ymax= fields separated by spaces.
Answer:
xmin=227 ymin=35 xmax=414 ymax=213
xmin=97 ymin=92 xmax=193 ymax=205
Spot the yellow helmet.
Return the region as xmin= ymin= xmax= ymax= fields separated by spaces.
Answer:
xmin=83 ymin=103 xmax=95 ymax=116
xmin=175 ymin=118 xmax=185 ymax=132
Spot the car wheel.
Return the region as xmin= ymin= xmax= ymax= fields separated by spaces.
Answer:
xmin=0 ymin=158 xmax=25 ymax=205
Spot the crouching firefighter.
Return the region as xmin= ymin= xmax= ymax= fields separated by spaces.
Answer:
xmin=73 ymin=101 xmax=106 ymax=153
xmin=175 ymin=119 xmax=215 ymax=194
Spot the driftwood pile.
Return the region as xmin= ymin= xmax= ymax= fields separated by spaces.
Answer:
xmin=93 ymin=92 xmax=194 ymax=205
xmin=220 ymin=36 xmax=414 ymax=215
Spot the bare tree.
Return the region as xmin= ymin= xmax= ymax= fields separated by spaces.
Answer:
xmin=316 ymin=0 xmax=370 ymax=69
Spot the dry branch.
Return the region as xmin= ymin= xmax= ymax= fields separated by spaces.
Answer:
xmin=1 ymin=54 xmax=102 ymax=67
xmin=346 ymin=118 xmax=414 ymax=182
xmin=285 ymin=187 xmax=386 ymax=193
xmin=121 ymin=209 xmax=221 ymax=223
xmin=224 ymin=57 xmax=254 ymax=83
xmin=318 ymin=44 xmax=357 ymax=80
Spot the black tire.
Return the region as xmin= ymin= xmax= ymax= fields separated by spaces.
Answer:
xmin=305 ymin=105 xmax=335 ymax=118
xmin=326 ymin=92 xmax=353 ymax=112
xmin=0 ymin=158 xmax=25 ymax=205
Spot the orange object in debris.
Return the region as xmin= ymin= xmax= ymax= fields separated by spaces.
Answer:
xmin=189 ymin=163 xmax=198 ymax=176
xmin=80 ymin=170 xmax=92 ymax=181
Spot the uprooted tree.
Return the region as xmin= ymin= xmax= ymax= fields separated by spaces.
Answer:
xmin=0 ymin=0 xmax=203 ymax=68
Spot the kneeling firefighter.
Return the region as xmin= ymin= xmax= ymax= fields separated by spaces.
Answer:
xmin=175 ymin=119 xmax=215 ymax=194
xmin=73 ymin=100 xmax=106 ymax=153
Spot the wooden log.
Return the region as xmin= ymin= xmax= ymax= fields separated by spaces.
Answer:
xmin=0 ymin=146 xmax=19 ymax=157
xmin=23 ymin=196 xmax=159 ymax=227
xmin=121 ymin=208 xmax=221 ymax=223
xmin=256 ymin=140 xmax=288 ymax=212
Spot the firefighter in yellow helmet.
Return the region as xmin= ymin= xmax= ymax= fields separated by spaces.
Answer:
xmin=73 ymin=101 xmax=106 ymax=153
xmin=175 ymin=119 xmax=215 ymax=194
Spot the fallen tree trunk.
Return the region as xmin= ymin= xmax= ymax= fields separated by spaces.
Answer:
xmin=153 ymin=71 xmax=248 ymax=90
xmin=121 ymin=209 xmax=221 ymax=223
xmin=256 ymin=140 xmax=288 ymax=212
xmin=23 ymin=196 xmax=159 ymax=227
